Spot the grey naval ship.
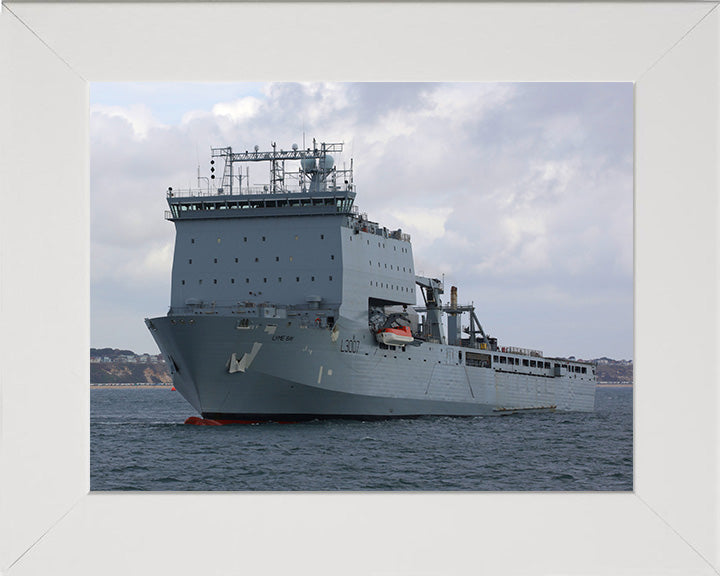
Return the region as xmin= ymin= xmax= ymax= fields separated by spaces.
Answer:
xmin=146 ymin=140 xmax=596 ymax=423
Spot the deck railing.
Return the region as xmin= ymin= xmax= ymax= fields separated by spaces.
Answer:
xmin=167 ymin=185 xmax=352 ymax=198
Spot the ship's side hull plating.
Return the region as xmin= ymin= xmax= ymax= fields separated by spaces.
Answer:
xmin=147 ymin=314 xmax=595 ymax=420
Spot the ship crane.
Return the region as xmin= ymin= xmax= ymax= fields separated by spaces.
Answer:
xmin=414 ymin=279 xmax=490 ymax=348
xmin=414 ymin=276 xmax=445 ymax=344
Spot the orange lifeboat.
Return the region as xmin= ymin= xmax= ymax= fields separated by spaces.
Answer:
xmin=376 ymin=326 xmax=414 ymax=346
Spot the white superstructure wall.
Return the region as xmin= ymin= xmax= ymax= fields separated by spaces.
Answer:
xmin=339 ymin=226 xmax=417 ymax=321
xmin=170 ymin=215 xmax=344 ymax=309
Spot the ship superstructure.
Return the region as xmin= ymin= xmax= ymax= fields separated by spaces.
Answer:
xmin=146 ymin=140 xmax=595 ymax=422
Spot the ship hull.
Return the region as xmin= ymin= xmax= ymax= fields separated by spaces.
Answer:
xmin=146 ymin=314 xmax=595 ymax=420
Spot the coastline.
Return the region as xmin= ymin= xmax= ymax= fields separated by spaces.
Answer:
xmin=91 ymin=384 xmax=172 ymax=389
xmin=91 ymin=383 xmax=631 ymax=389
xmin=596 ymin=383 xmax=633 ymax=388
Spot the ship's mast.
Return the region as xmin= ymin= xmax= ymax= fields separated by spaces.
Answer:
xmin=210 ymin=141 xmax=348 ymax=195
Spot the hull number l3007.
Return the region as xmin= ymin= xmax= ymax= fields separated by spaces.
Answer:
xmin=340 ymin=337 xmax=360 ymax=353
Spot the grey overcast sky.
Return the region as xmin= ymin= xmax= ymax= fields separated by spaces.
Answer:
xmin=90 ymin=82 xmax=633 ymax=360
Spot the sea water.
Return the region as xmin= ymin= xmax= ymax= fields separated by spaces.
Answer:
xmin=91 ymin=386 xmax=632 ymax=491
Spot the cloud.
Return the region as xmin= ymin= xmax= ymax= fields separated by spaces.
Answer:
xmin=212 ymin=96 xmax=263 ymax=122
xmin=91 ymin=104 xmax=163 ymax=139
xmin=389 ymin=206 xmax=454 ymax=253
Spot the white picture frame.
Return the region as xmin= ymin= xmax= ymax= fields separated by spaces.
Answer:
xmin=1 ymin=2 xmax=718 ymax=574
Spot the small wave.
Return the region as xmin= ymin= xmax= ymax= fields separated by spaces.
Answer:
xmin=154 ymin=476 xmax=182 ymax=483
xmin=110 ymin=464 xmax=150 ymax=472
